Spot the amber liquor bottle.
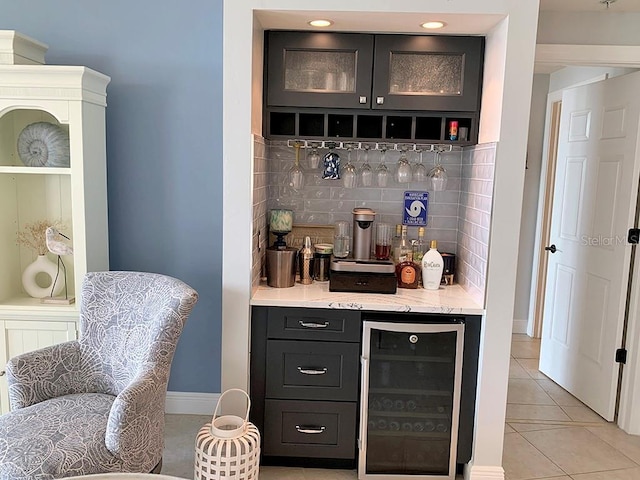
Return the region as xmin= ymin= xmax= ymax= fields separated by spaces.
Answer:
xmin=396 ymin=257 xmax=421 ymax=289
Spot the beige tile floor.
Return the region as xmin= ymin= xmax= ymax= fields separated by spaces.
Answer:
xmin=162 ymin=334 xmax=640 ymax=480
xmin=504 ymin=334 xmax=640 ymax=480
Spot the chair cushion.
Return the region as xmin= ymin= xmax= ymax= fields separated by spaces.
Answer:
xmin=0 ymin=393 xmax=122 ymax=480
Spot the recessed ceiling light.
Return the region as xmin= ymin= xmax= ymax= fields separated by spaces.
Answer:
xmin=421 ymin=21 xmax=446 ymax=29
xmin=308 ymin=19 xmax=333 ymax=27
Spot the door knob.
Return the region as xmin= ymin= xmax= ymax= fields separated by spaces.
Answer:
xmin=545 ymin=244 xmax=557 ymax=253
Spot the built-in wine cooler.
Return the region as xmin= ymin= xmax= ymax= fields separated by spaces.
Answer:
xmin=359 ymin=321 xmax=464 ymax=480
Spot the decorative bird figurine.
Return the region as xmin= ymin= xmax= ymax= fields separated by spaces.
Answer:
xmin=45 ymin=227 xmax=73 ymax=299
xmin=46 ymin=227 xmax=73 ymax=256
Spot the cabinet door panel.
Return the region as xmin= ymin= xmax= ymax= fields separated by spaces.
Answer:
xmin=266 ymin=340 xmax=359 ymax=401
xmin=264 ymin=399 xmax=357 ymax=458
xmin=267 ymin=306 xmax=361 ymax=342
xmin=0 ymin=319 xmax=77 ymax=414
xmin=372 ymin=35 xmax=484 ymax=112
xmin=4 ymin=320 xmax=76 ymax=358
xmin=267 ymin=31 xmax=374 ymax=109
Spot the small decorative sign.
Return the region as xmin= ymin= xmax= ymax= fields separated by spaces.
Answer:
xmin=403 ymin=191 xmax=428 ymax=226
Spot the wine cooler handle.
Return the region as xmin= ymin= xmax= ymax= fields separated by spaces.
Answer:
xmin=359 ymin=356 xmax=370 ymax=455
xmin=299 ymin=320 xmax=329 ymax=328
xmin=296 ymin=425 xmax=326 ymax=434
xmin=297 ymin=367 xmax=328 ymax=375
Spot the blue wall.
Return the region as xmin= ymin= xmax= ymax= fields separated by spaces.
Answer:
xmin=1 ymin=0 xmax=223 ymax=392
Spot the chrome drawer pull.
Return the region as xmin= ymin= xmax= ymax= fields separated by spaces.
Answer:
xmin=296 ymin=425 xmax=326 ymax=434
xmin=299 ymin=321 xmax=329 ymax=329
xmin=297 ymin=367 xmax=328 ymax=375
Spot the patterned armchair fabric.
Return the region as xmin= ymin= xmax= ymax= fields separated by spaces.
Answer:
xmin=0 ymin=271 xmax=198 ymax=480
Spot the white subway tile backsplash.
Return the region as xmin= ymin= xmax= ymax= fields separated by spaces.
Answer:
xmin=261 ymin=140 xmax=496 ymax=304
xmin=253 ymin=136 xmax=269 ymax=290
xmin=332 ymin=187 xmax=382 ymax=201
xmin=295 ymin=212 xmax=331 ymax=224
xmin=428 ymin=203 xmax=459 ymax=217
xmin=304 ymin=199 xmax=347 ymax=213
xmin=427 ymin=216 xmax=459 ymax=230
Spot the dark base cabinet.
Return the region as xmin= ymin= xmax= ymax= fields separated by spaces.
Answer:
xmin=250 ymin=306 xmax=481 ymax=476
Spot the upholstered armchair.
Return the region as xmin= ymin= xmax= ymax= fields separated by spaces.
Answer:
xmin=0 ymin=271 xmax=198 ymax=479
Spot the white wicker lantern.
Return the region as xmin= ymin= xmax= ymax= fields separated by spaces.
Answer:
xmin=195 ymin=389 xmax=261 ymax=480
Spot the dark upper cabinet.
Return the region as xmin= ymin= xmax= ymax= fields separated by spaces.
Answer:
xmin=266 ymin=31 xmax=375 ymax=109
xmin=372 ymin=35 xmax=484 ymax=112
xmin=266 ymin=31 xmax=484 ymax=113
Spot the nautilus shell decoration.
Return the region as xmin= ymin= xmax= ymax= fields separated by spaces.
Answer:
xmin=17 ymin=121 xmax=70 ymax=167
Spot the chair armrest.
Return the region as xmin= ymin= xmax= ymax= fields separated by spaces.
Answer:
xmin=6 ymin=340 xmax=83 ymax=409
xmin=105 ymin=368 xmax=167 ymax=470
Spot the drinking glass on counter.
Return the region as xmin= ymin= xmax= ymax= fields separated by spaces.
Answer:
xmin=375 ymin=223 xmax=392 ymax=260
xmin=333 ymin=221 xmax=351 ymax=258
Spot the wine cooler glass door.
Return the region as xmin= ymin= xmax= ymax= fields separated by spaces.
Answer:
xmin=359 ymin=321 xmax=464 ymax=480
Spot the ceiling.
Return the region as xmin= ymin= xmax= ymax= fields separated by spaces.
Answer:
xmin=539 ymin=0 xmax=640 ymax=12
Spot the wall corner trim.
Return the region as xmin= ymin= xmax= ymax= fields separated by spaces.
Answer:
xmin=464 ymin=465 xmax=505 ymax=480
xmin=165 ymin=391 xmax=220 ymax=415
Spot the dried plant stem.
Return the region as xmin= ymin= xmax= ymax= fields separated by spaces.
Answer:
xmin=16 ymin=219 xmax=65 ymax=256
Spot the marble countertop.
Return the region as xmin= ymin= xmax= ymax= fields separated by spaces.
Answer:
xmin=251 ymin=281 xmax=484 ymax=315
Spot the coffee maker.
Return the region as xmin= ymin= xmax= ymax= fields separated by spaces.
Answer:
xmin=329 ymin=208 xmax=397 ymax=294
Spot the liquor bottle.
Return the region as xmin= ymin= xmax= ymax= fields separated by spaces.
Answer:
xmin=412 ymin=227 xmax=426 ymax=264
xmin=393 ymin=225 xmax=412 ymax=265
xmin=396 ymin=228 xmax=420 ymax=289
xmin=390 ymin=224 xmax=402 ymax=262
xmin=422 ymin=240 xmax=444 ymax=290
xmin=397 ymin=257 xmax=421 ymax=289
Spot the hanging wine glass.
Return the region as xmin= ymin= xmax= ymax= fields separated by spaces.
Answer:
xmin=375 ymin=146 xmax=390 ymax=187
xmin=288 ymin=142 xmax=304 ymax=191
xmin=342 ymin=144 xmax=357 ymax=188
xmin=358 ymin=144 xmax=373 ymax=187
xmin=413 ymin=148 xmax=428 ymax=183
xmin=395 ymin=146 xmax=412 ymax=183
xmin=428 ymin=148 xmax=448 ymax=191
xmin=307 ymin=144 xmax=321 ymax=169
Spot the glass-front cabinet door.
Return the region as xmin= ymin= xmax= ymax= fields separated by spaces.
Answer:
xmin=372 ymin=35 xmax=484 ymax=112
xmin=267 ymin=31 xmax=374 ymax=109
xmin=359 ymin=321 xmax=464 ymax=480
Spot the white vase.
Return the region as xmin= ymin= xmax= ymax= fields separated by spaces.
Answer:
xmin=22 ymin=254 xmax=65 ymax=298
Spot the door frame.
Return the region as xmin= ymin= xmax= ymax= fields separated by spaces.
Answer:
xmin=531 ymin=44 xmax=640 ymax=433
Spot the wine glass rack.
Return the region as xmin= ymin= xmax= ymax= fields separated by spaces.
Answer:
xmin=286 ymin=139 xmax=457 ymax=153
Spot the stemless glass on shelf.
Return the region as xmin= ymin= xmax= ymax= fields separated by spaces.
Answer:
xmin=334 ymin=220 xmax=351 ymax=258
xmin=375 ymin=223 xmax=392 ymax=260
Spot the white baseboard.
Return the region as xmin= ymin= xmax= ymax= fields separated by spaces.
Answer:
xmin=464 ymin=464 xmax=505 ymax=480
xmin=512 ymin=318 xmax=528 ymax=334
xmin=165 ymin=391 xmax=220 ymax=415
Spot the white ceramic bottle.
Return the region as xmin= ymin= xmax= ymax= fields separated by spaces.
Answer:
xmin=421 ymin=240 xmax=444 ymax=290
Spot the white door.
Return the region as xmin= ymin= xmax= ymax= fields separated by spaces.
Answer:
xmin=539 ymin=71 xmax=640 ymax=421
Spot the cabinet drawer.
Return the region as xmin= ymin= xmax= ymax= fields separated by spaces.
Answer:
xmin=264 ymin=399 xmax=357 ymax=459
xmin=267 ymin=307 xmax=360 ymax=342
xmin=266 ymin=340 xmax=359 ymax=401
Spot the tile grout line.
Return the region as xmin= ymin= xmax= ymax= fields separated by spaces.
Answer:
xmin=508 ymin=430 xmax=571 ymax=479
